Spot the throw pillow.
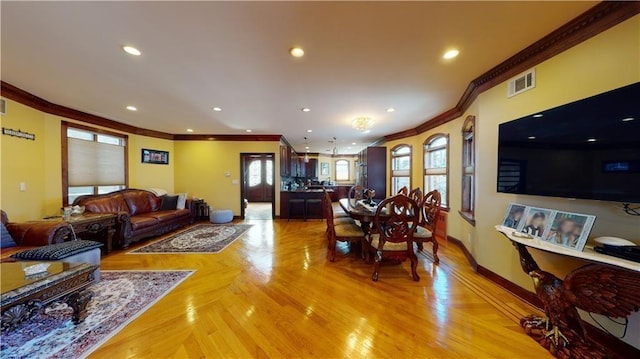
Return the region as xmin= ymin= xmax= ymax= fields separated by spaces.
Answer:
xmin=176 ymin=193 xmax=188 ymax=210
xmin=1 ymin=222 xmax=17 ymax=248
xmin=160 ymin=195 xmax=179 ymax=211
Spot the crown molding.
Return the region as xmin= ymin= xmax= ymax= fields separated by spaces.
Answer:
xmin=385 ymin=1 xmax=640 ymax=142
xmin=173 ymin=134 xmax=283 ymax=142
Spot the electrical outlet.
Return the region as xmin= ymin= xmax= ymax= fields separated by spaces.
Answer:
xmin=19 ymin=182 xmax=26 ymax=192
xmin=232 ymin=179 xmax=239 ymax=185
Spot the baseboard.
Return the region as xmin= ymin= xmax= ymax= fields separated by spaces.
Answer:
xmin=447 ymin=236 xmax=640 ymax=359
xmin=446 ymin=235 xmax=477 ymax=270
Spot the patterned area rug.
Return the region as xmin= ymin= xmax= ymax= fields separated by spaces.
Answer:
xmin=1 ymin=270 xmax=193 ymax=359
xmin=130 ymin=224 xmax=252 ymax=254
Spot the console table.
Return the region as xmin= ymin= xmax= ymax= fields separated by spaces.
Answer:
xmin=44 ymin=214 xmax=118 ymax=255
xmin=496 ymin=225 xmax=640 ymax=358
xmin=1 ymin=261 xmax=98 ymax=331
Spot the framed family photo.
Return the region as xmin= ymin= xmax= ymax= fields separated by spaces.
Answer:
xmin=502 ymin=203 xmax=526 ymax=229
xmin=520 ymin=207 xmax=554 ymax=238
xmin=142 ymin=149 xmax=169 ymax=165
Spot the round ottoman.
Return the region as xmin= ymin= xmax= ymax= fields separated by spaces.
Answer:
xmin=210 ymin=209 xmax=234 ymax=224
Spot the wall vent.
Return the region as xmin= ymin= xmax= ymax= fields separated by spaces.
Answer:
xmin=0 ymin=98 xmax=6 ymax=115
xmin=507 ymin=69 xmax=536 ymax=98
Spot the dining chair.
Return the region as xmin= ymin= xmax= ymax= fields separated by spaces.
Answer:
xmin=397 ymin=186 xmax=409 ymax=196
xmin=414 ymin=190 xmax=442 ymax=264
xmin=408 ymin=187 xmax=423 ymax=204
xmin=347 ymin=185 xmax=365 ymax=208
xmin=366 ymin=194 xmax=421 ymax=281
xmin=323 ymin=190 xmax=364 ymax=262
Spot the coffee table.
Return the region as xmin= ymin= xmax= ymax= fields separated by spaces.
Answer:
xmin=0 ymin=261 xmax=98 ymax=331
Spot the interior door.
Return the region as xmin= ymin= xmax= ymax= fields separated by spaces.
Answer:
xmin=246 ymin=156 xmax=274 ymax=202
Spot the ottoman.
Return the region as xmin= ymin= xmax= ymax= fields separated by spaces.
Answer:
xmin=11 ymin=240 xmax=103 ymax=282
xmin=210 ymin=208 xmax=234 ymax=224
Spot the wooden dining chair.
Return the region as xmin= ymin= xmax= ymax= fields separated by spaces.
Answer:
xmin=397 ymin=186 xmax=409 ymax=196
xmin=414 ymin=190 xmax=442 ymax=264
xmin=408 ymin=187 xmax=423 ymax=205
xmin=366 ymin=194 xmax=421 ymax=281
xmin=323 ymin=190 xmax=364 ymax=262
xmin=347 ymin=185 xmax=365 ymax=208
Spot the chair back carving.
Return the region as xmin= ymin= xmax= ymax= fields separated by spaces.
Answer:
xmin=323 ymin=189 xmax=335 ymax=229
xmin=408 ymin=188 xmax=423 ymax=206
xmin=373 ymin=195 xmax=419 ymax=246
xmin=347 ymin=185 xmax=365 ymax=208
xmin=421 ymin=190 xmax=442 ymax=231
xmin=397 ymin=186 xmax=409 ymax=196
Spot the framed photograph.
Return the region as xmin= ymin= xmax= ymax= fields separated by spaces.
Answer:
xmin=501 ymin=203 xmax=526 ymax=229
xmin=520 ymin=207 xmax=554 ymax=238
xmin=321 ymin=162 xmax=330 ymax=176
xmin=142 ymin=149 xmax=169 ymax=165
xmin=543 ymin=211 xmax=596 ymax=251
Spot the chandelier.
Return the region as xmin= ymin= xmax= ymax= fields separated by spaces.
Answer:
xmin=352 ymin=117 xmax=374 ymax=132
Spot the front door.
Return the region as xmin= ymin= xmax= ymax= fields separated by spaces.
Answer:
xmin=245 ymin=156 xmax=274 ymax=202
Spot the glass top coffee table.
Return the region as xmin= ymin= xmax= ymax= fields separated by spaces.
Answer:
xmin=1 ymin=261 xmax=98 ymax=331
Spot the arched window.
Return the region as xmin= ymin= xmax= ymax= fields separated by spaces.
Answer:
xmin=424 ymin=134 xmax=449 ymax=207
xmin=335 ymin=159 xmax=350 ymax=181
xmin=461 ymin=116 xmax=476 ymax=224
xmin=391 ymin=145 xmax=411 ymax=194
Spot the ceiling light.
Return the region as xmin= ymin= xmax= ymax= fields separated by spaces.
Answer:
xmin=305 ymin=146 xmax=309 ymax=150
xmin=351 ymin=142 xmax=357 ymax=145
xmin=122 ymin=46 xmax=141 ymax=56
xmin=246 ymin=129 xmax=253 ymax=133
xmin=126 ymin=105 xmax=137 ymax=111
xmin=186 ymin=129 xmax=194 ymax=133
xmin=533 ymin=114 xmax=544 ymax=118
xmin=443 ymin=49 xmax=459 ymax=59
xmin=528 ymin=136 xmax=536 ymax=140
xmin=307 ymin=129 xmax=313 ymax=133
xmin=386 ymin=108 xmax=395 ymax=113
xmin=301 ymin=108 xmax=311 ymax=112
xmin=622 ymin=117 xmax=635 ymax=122
xmin=352 ymin=117 xmax=374 ymax=132
xmin=213 ymin=107 xmax=222 ymax=112
xmin=587 ymin=138 xmax=597 ymax=142
xmin=290 ymin=47 xmax=305 ymax=58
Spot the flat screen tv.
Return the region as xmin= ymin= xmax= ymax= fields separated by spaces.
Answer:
xmin=497 ymin=82 xmax=640 ymax=203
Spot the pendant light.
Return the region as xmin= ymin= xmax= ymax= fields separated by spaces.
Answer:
xmin=304 ymin=137 xmax=310 ymax=163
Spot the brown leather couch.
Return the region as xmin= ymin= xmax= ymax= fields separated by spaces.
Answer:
xmin=73 ymin=189 xmax=194 ymax=248
xmin=1 ymin=210 xmax=73 ymax=259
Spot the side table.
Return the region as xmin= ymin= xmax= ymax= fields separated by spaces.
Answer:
xmin=43 ymin=214 xmax=118 ymax=255
xmin=192 ymin=199 xmax=210 ymax=221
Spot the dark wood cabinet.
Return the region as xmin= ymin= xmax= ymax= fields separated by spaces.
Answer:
xmin=305 ymin=159 xmax=318 ymax=178
xmin=357 ymin=146 xmax=387 ymax=200
xmin=280 ymin=146 xmax=291 ymax=177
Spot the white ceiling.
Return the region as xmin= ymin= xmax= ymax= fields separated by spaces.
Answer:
xmin=1 ymin=1 xmax=595 ymax=154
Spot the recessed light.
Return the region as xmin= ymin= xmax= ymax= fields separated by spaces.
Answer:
xmin=364 ymin=130 xmax=371 ymax=134
xmin=122 ymin=46 xmax=141 ymax=56
xmin=305 ymin=146 xmax=310 ymax=150
xmin=587 ymin=138 xmax=597 ymax=142
xmin=186 ymin=129 xmax=194 ymax=133
xmin=307 ymin=129 xmax=313 ymax=133
xmin=213 ymin=107 xmax=222 ymax=112
xmin=351 ymin=142 xmax=357 ymax=145
xmin=290 ymin=47 xmax=305 ymax=58
xmin=533 ymin=114 xmax=544 ymax=118
xmin=301 ymin=108 xmax=311 ymax=112
xmin=622 ymin=117 xmax=635 ymax=122
xmin=528 ymin=136 xmax=536 ymax=140
xmin=246 ymin=129 xmax=253 ymax=133
xmin=126 ymin=105 xmax=137 ymax=111
xmin=306 ymin=150 xmax=310 ymax=153
xmin=386 ymin=108 xmax=395 ymax=113
xmin=443 ymin=49 xmax=459 ymax=59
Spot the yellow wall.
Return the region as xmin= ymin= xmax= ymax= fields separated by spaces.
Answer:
xmin=174 ymin=140 xmax=281 ymax=216
xmin=384 ymin=16 xmax=640 ymax=343
xmin=1 ymin=100 xmax=175 ymax=221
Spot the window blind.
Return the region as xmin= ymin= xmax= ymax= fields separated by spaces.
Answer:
xmin=68 ymin=138 xmax=125 ymax=186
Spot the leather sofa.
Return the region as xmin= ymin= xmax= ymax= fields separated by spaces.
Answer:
xmin=1 ymin=210 xmax=73 ymax=259
xmin=73 ymin=189 xmax=194 ymax=248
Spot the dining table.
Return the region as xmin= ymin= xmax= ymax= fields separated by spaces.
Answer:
xmin=338 ymin=198 xmax=380 ymax=235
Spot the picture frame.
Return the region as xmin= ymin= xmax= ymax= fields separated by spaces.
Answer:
xmin=520 ymin=207 xmax=554 ymax=239
xmin=543 ymin=211 xmax=596 ymax=251
xmin=501 ymin=203 xmax=526 ymax=229
xmin=142 ymin=149 xmax=169 ymax=165
xmin=321 ymin=162 xmax=330 ymax=176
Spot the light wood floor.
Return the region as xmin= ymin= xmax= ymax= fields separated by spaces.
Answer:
xmin=92 ymin=220 xmax=549 ymax=358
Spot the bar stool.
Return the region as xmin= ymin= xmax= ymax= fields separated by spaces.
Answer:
xmin=288 ymin=199 xmax=306 ymax=221
xmin=306 ymin=198 xmax=323 ymax=220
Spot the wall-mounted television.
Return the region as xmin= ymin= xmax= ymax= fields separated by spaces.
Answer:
xmin=497 ymin=82 xmax=640 ymax=203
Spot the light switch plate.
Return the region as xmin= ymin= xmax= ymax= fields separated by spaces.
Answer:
xmin=232 ymin=179 xmax=239 ymax=185
xmin=19 ymin=182 xmax=26 ymax=192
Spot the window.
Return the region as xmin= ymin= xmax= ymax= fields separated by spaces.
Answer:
xmin=460 ymin=116 xmax=476 ymax=224
xmin=424 ymin=134 xmax=449 ymax=208
xmin=249 ymin=160 xmax=262 ymax=187
xmin=391 ymin=145 xmax=411 ymax=194
xmin=63 ymin=122 xmax=128 ymax=205
xmin=335 ymin=160 xmax=350 ymax=181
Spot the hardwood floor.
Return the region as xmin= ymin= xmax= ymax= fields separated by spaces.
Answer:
xmin=92 ymin=220 xmax=549 ymax=358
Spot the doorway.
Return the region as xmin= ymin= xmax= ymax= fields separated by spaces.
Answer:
xmin=240 ymin=153 xmax=275 ymax=220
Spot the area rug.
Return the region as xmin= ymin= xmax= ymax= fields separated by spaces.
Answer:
xmin=1 ymin=270 xmax=193 ymax=359
xmin=129 ymin=224 xmax=252 ymax=254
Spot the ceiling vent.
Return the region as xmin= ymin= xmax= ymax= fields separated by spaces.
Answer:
xmin=507 ymin=69 xmax=536 ymax=98
xmin=0 ymin=98 xmax=6 ymax=115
